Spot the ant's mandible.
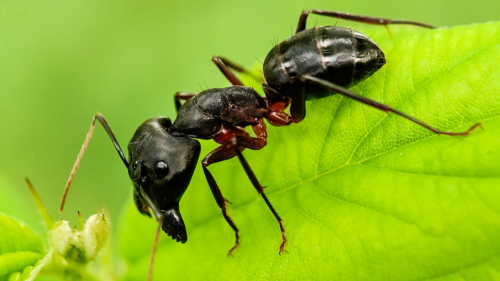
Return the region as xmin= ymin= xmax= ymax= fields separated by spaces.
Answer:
xmin=60 ymin=9 xmax=481 ymax=279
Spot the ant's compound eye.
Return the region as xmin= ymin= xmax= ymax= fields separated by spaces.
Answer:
xmin=155 ymin=161 xmax=169 ymax=178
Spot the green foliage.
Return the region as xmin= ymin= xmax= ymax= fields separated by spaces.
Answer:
xmin=0 ymin=179 xmax=110 ymax=281
xmin=0 ymin=213 xmax=44 ymax=280
xmin=118 ymin=22 xmax=500 ymax=280
xmin=0 ymin=178 xmax=46 ymax=239
xmin=1 ymin=14 xmax=498 ymax=281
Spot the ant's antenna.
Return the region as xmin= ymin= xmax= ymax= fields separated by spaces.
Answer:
xmin=149 ymin=223 xmax=162 ymax=281
xmin=60 ymin=114 xmax=128 ymax=213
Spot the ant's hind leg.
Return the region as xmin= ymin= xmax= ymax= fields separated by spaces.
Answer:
xmin=174 ymin=92 xmax=197 ymax=112
xmin=289 ymin=79 xmax=306 ymax=123
xmin=301 ymin=74 xmax=481 ymax=136
xmin=296 ymin=9 xmax=436 ymax=33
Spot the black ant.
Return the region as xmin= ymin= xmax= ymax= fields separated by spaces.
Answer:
xmin=60 ymin=9 xmax=481 ymax=280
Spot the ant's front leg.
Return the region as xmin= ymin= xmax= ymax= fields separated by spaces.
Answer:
xmin=229 ymin=136 xmax=287 ymax=255
xmin=202 ymin=123 xmax=251 ymax=255
xmin=202 ymin=144 xmax=242 ymax=256
xmin=174 ymin=92 xmax=197 ymax=112
xmin=202 ymin=121 xmax=286 ymax=255
xmin=296 ymin=9 xmax=436 ymax=33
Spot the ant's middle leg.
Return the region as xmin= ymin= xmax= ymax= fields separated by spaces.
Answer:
xmin=296 ymin=9 xmax=436 ymax=33
xmin=212 ymin=55 xmax=262 ymax=86
xmin=174 ymin=92 xmax=197 ymax=112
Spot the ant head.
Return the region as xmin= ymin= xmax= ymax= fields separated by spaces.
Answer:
xmin=128 ymin=117 xmax=201 ymax=243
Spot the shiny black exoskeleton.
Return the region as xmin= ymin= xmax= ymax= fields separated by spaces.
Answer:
xmin=60 ymin=84 xmax=282 ymax=250
xmin=212 ymin=9 xmax=452 ymax=125
xmin=127 ymin=86 xmax=267 ymax=242
xmin=171 ymin=87 xmax=268 ymax=139
xmin=264 ymin=26 xmax=386 ymax=101
xmin=208 ymin=8 xmax=480 ymax=251
xmin=128 ymin=117 xmax=200 ymax=242
xmin=60 ymin=11 xmax=481 ymax=279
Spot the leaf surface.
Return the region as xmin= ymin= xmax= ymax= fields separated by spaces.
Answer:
xmin=0 ymin=213 xmax=44 ymax=279
xmin=118 ymin=22 xmax=500 ymax=280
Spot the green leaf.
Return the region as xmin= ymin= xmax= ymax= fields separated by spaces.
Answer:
xmin=0 ymin=213 xmax=44 ymax=280
xmin=118 ymin=22 xmax=500 ymax=280
xmin=0 ymin=176 xmax=46 ymax=239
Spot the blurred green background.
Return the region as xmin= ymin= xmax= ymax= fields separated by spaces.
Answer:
xmin=1 ymin=0 xmax=499 ymax=240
